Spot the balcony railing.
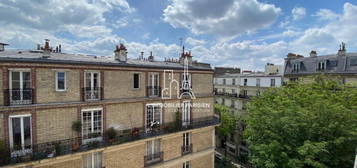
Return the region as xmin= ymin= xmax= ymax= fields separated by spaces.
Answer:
xmin=4 ymin=89 xmax=34 ymax=105
xmin=144 ymin=152 xmax=163 ymax=167
xmin=181 ymin=144 xmax=192 ymax=155
xmin=146 ymin=86 xmax=161 ymax=97
xmin=0 ymin=116 xmax=219 ymax=166
xmin=82 ymin=87 xmax=102 ymax=101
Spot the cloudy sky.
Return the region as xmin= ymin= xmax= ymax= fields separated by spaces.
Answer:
xmin=0 ymin=0 xmax=357 ymax=70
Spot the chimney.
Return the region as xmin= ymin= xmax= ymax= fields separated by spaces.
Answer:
xmin=59 ymin=44 xmax=62 ymax=53
xmin=140 ymin=51 xmax=144 ymax=60
xmin=114 ymin=43 xmax=127 ymax=62
xmin=148 ymin=51 xmax=154 ymax=61
xmin=310 ymin=50 xmax=317 ymax=57
xmin=337 ymin=42 xmax=346 ymax=56
xmin=0 ymin=43 xmax=9 ymax=52
xmin=56 ymin=46 xmax=59 ymax=53
xmin=179 ymin=47 xmax=193 ymax=65
xmin=42 ymin=39 xmax=51 ymax=58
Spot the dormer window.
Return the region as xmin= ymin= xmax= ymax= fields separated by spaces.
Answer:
xmin=317 ymin=61 xmax=326 ymax=71
xmin=292 ymin=63 xmax=300 ymax=72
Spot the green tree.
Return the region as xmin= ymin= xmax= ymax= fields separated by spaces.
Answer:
xmin=244 ymin=77 xmax=357 ymax=168
xmin=215 ymin=104 xmax=237 ymax=156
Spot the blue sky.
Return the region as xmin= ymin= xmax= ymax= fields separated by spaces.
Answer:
xmin=1 ymin=0 xmax=357 ymax=70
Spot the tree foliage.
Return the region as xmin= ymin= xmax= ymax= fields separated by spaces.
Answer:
xmin=244 ymin=77 xmax=357 ymax=168
xmin=215 ymin=104 xmax=237 ymax=138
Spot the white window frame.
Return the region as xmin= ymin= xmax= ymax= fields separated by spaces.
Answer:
xmin=148 ymin=72 xmax=160 ymax=97
xmin=9 ymin=69 xmax=31 ymax=103
xmin=145 ymin=103 xmax=163 ymax=132
xmin=183 ymin=161 xmax=190 ymax=168
xmin=271 ymin=78 xmax=276 ymax=87
xmin=256 ymin=78 xmax=260 ymax=87
xmin=55 ymin=71 xmax=66 ymax=91
xmin=84 ymin=71 xmax=101 ymax=89
xmin=82 ymin=152 xmax=102 ymax=168
xmin=133 ymin=73 xmax=141 ymax=89
xmin=182 ymin=101 xmax=191 ymax=126
xmin=81 ymin=108 xmax=103 ymax=144
xmin=8 ymin=114 xmax=32 ymax=156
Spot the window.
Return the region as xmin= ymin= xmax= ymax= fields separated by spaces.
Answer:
xmin=223 ymin=79 xmax=226 ymax=85
xmin=181 ymin=73 xmax=192 ymax=90
xmin=148 ymin=73 xmax=160 ymax=97
xmin=9 ymin=115 xmax=32 ymax=156
xmin=317 ymin=61 xmax=326 ymax=70
xmin=183 ymin=161 xmax=190 ymax=168
xmin=146 ymin=104 xmax=162 ymax=132
xmin=222 ymin=88 xmax=226 ymax=93
xmin=85 ymin=72 xmax=100 ymax=100
xmin=256 ymin=78 xmax=260 ymax=87
xmin=292 ymin=63 xmax=300 ymax=72
xmin=9 ymin=70 xmax=32 ymax=105
xmin=56 ymin=72 xmax=66 ymax=91
xmin=182 ymin=132 xmax=191 ymax=154
xmin=82 ymin=109 xmax=103 ymax=142
xmin=243 ymin=79 xmax=247 ymax=86
xmin=271 ymin=79 xmax=276 ymax=87
xmin=83 ymin=152 xmax=102 ymax=168
xmin=133 ymin=73 xmax=140 ymax=89
xmin=182 ymin=101 xmax=191 ymax=126
xmin=232 ymin=89 xmax=236 ymax=94
xmin=232 ymin=79 xmax=236 ymax=85
xmin=243 ymin=90 xmax=248 ymax=97
xmin=146 ymin=139 xmax=161 ymax=160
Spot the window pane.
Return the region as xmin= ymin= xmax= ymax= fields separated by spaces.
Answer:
xmin=133 ymin=74 xmax=139 ymax=88
xmin=94 ymin=152 xmax=102 ymax=168
xmin=82 ymin=153 xmax=92 ymax=168
xmin=23 ymin=117 xmax=31 ymax=149
xmin=11 ymin=72 xmax=20 ymax=89
xmin=57 ymin=72 xmax=65 ymax=90
xmin=85 ymin=73 xmax=91 ymax=88
xmin=11 ymin=118 xmax=22 ymax=150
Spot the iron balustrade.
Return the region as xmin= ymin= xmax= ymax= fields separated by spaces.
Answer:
xmin=0 ymin=116 xmax=220 ymax=166
xmin=4 ymin=89 xmax=33 ymax=105
xmin=146 ymin=86 xmax=161 ymax=97
xmin=181 ymin=144 xmax=192 ymax=155
xmin=144 ymin=152 xmax=163 ymax=167
xmin=82 ymin=87 xmax=102 ymax=101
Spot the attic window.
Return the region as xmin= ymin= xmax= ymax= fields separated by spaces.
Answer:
xmin=317 ymin=61 xmax=326 ymax=70
xmin=292 ymin=62 xmax=300 ymax=72
xmin=350 ymin=59 xmax=357 ymax=66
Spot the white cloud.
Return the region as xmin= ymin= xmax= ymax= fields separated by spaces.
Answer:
xmin=292 ymin=7 xmax=306 ymax=20
xmin=185 ymin=37 xmax=206 ymax=46
xmin=163 ymin=0 xmax=281 ymax=39
xmin=314 ymin=9 xmax=339 ymax=21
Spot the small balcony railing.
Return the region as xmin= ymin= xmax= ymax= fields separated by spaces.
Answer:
xmin=181 ymin=144 xmax=192 ymax=155
xmin=146 ymin=86 xmax=161 ymax=97
xmin=82 ymin=87 xmax=102 ymax=101
xmin=4 ymin=89 xmax=34 ymax=105
xmin=144 ymin=152 xmax=163 ymax=167
xmin=0 ymin=116 xmax=219 ymax=167
xmin=238 ymin=94 xmax=249 ymax=99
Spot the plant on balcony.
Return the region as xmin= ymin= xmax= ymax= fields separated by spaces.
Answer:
xmin=0 ymin=140 xmax=10 ymax=165
xmin=87 ymin=140 xmax=99 ymax=149
xmin=105 ymin=127 xmax=117 ymax=144
xmin=71 ymin=120 xmax=82 ymax=151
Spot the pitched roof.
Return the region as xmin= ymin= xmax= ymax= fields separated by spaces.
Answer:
xmin=0 ymin=49 xmax=212 ymax=71
xmin=284 ymin=53 xmax=357 ymax=75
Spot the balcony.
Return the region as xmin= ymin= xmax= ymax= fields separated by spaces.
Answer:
xmin=4 ymin=89 xmax=34 ymax=105
xmin=0 ymin=116 xmax=219 ymax=167
xmin=181 ymin=144 xmax=192 ymax=155
xmin=82 ymin=87 xmax=102 ymax=101
xmin=144 ymin=152 xmax=163 ymax=167
xmin=238 ymin=94 xmax=250 ymax=99
xmin=147 ymin=86 xmax=161 ymax=97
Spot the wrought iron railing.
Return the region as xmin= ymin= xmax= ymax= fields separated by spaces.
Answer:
xmin=4 ymin=89 xmax=34 ymax=105
xmin=181 ymin=144 xmax=192 ymax=155
xmin=82 ymin=87 xmax=102 ymax=101
xmin=144 ymin=152 xmax=163 ymax=167
xmin=0 ymin=116 xmax=220 ymax=166
xmin=146 ymin=86 xmax=161 ymax=97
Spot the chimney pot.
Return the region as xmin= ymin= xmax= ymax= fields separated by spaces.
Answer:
xmin=114 ymin=43 xmax=127 ymax=62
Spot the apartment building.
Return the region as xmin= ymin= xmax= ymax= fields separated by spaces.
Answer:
xmin=284 ymin=43 xmax=357 ymax=85
xmin=0 ymin=40 xmax=218 ymax=168
xmin=213 ymin=66 xmax=282 ymax=162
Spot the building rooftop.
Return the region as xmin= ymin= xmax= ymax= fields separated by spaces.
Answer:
xmin=284 ymin=52 xmax=357 ymax=75
xmin=0 ymin=49 xmax=212 ymax=71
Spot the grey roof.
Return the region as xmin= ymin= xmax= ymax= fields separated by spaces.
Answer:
xmin=284 ymin=53 xmax=357 ymax=75
xmin=0 ymin=50 xmax=212 ymax=71
xmin=215 ymin=73 xmax=282 ymax=78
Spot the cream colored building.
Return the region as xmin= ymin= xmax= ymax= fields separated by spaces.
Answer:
xmin=0 ymin=41 xmax=218 ymax=168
